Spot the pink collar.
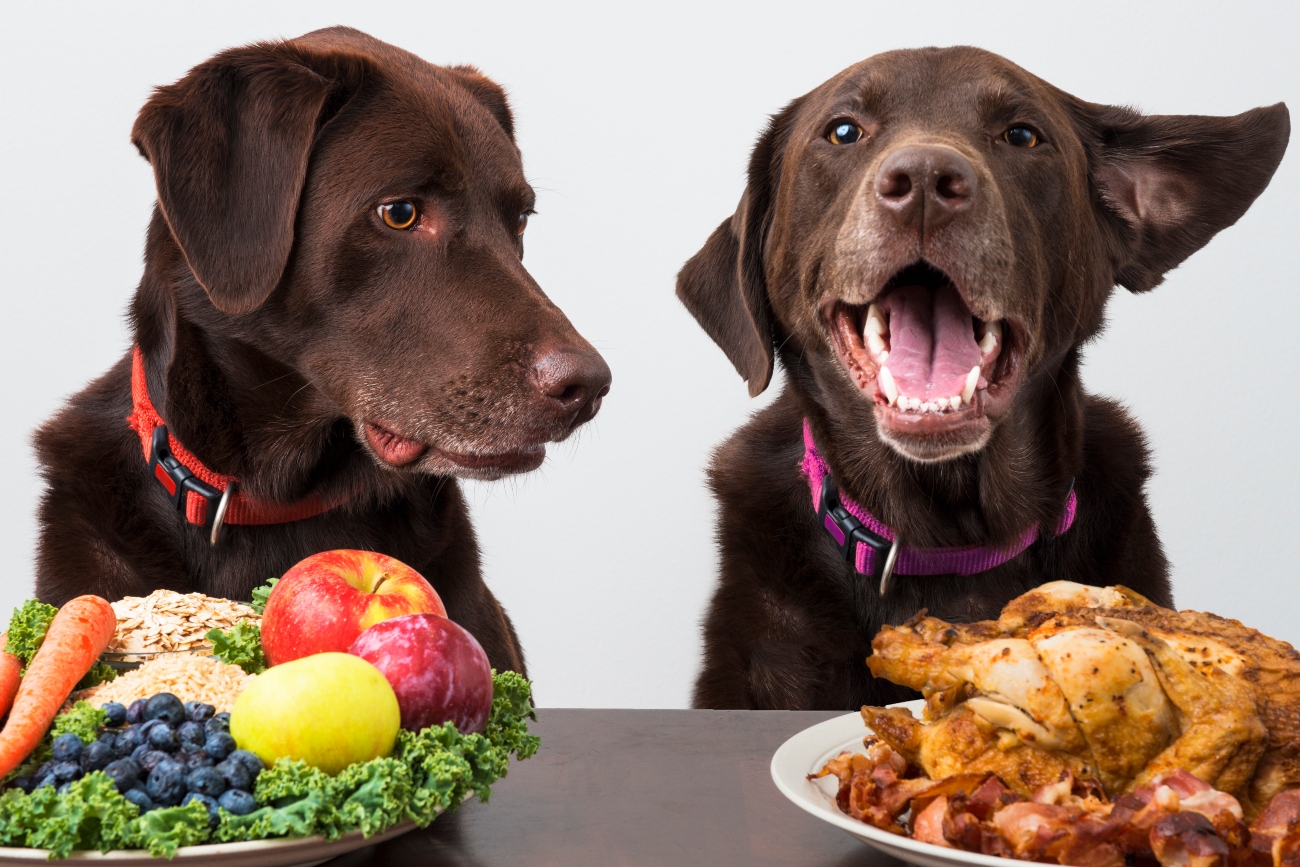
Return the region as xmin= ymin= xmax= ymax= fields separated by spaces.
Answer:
xmin=800 ymin=419 xmax=1077 ymax=594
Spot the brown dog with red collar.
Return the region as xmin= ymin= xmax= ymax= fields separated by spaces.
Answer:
xmin=33 ymin=27 xmax=611 ymax=674
xmin=678 ymin=47 xmax=1288 ymax=710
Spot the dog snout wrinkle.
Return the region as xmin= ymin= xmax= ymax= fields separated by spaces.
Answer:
xmin=875 ymin=145 xmax=978 ymax=232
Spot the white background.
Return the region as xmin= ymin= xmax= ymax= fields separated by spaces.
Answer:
xmin=0 ymin=1 xmax=1296 ymax=708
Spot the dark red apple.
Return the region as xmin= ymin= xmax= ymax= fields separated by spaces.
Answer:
xmin=348 ymin=613 xmax=494 ymax=734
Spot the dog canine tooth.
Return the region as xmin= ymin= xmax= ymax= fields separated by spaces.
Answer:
xmin=961 ymin=366 xmax=980 ymax=405
xmin=878 ymin=365 xmax=899 ymax=405
xmin=865 ymin=303 xmax=887 ymax=336
xmin=979 ymin=319 xmax=1002 ymax=355
xmin=866 ymin=329 xmax=887 ymax=355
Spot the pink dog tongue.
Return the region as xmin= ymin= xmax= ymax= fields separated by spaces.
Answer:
xmin=881 ymin=284 xmax=981 ymax=400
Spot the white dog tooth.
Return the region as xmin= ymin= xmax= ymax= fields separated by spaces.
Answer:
xmin=979 ymin=331 xmax=997 ymax=354
xmin=921 ymin=401 xmax=934 ymax=413
xmin=865 ymin=304 xmax=887 ymax=336
xmin=961 ymin=366 xmax=980 ymax=405
xmin=879 ymin=350 xmax=889 ymax=361
xmin=866 ymin=329 xmax=886 ymax=355
xmin=878 ymin=365 xmax=899 ymax=406
xmin=950 ymin=396 xmax=962 ymax=410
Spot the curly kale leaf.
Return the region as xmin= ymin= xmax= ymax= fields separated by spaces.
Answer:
xmin=249 ymin=578 xmax=279 ymax=615
xmin=0 ymin=772 xmax=140 ymax=858
xmin=205 ymin=622 xmax=266 ymax=674
xmin=52 ymin=702 xmax=108 ymax=744
xmin=4 ymin=600 xmax=58 ymax=672
xmin=485 ymin=669 xmax=541 ymax=761
xmin=120 ymin=801 xmax=211 ymax=857
xmin=213 ymin=789 xmax=335 ymax=843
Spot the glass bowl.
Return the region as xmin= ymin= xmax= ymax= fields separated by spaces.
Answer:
xmin=99 ymin=647 xmax=215 ymax=672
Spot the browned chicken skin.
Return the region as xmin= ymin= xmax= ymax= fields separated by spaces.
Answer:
xmin=864 ymin=582 xmax=1300 ymax=818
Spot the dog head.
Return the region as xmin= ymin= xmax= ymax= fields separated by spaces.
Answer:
xmin=678 ymin=47 xmax=1288 ymax=463
xmin=131 ymin=27 xmax=610 ymax=482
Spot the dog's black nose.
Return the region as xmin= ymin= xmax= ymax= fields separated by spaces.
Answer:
xmin=875 ymin=145 xmax=977 ymax=231
xmin=532 ymin=348 xmax=612 ymax=428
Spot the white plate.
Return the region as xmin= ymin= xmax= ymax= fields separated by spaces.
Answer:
xmin=0 ymin=814 xmax=428 ymax=865
xmin=771 ymin=701 xmax=1035 ymax=867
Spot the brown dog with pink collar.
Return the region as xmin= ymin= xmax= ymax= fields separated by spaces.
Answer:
xmin=678 ymin=47 xmax=1288 ymax=709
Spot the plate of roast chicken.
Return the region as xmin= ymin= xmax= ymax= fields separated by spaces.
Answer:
xmin=772 ymin=582 xmax=1300 ymax=867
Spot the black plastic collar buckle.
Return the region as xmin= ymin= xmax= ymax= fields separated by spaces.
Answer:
xmin=148 ymin=425 xmax=222 ymax=528
xmin=817 ymin=472 xmax=901 ymax=595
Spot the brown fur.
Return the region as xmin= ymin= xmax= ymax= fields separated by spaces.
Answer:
xmin=678 ymin=47 xmax=1289 ymax=709
xmin=34 ymin=27 xmax=613 ymax=676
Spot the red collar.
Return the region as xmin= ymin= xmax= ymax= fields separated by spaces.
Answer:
xmin=126 ymin=347 xmax=346 ymax=542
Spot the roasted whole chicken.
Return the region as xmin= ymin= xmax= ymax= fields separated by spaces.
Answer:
xmin=863 ymin=582 xmax=1300 ymax=818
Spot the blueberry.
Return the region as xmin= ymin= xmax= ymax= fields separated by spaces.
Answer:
xmin=83 ymin=740 xmax=114 ymax=771
xmin=97 ymin=729 xmax=118 ymax=748
xmin=146 ymin=758 xmax=186 ymax=807
xmin=123 ymin=788 xmax=155 ymax=812
xmin=57 ymin=781 xmax=74 ymax=796
xmin=117 ymin=725 xmax=145 ymax=753
xmin=215 ymin=758 xmax=251 ymax=792
xmin=177 ymin=721 xmax=206 ymax=748
xmin=33 ymin=775 xmax=55 ymax=790
xmin=9 ymin=776 xmax=33 ymax=793
xmin=35 ymin=761 xmax=55 ymax=779
xmin=227 ymin=750 xmax=264 ymax=778
xmin=184 ymin=752 xmax=214 ymax=773
xmin=148 ymin=723 xmax=178 ymax=752
xmin=103 ymin=758 xmax=141 ymax=793
xmin=205 ymin=732 xmax=236 ymax=761
xmin=187 ymin=766 xmax=226 ymax=797
xmin=204 ymin=715 xmax=230 ymax=736
xmin=218 ymin=788 xmax=256 ymax=816
xmin=126 ymin=699 xmax=148 ymax=725
xmin=101 ymin=702 xmax=128 ymax=727
xmin=138 ymin=750 xmax=171 ymax=774
xmin=51 ymin=733 xmax=84 ymax=763
xmin=184 ymin=702 xmax=216 ymax=723
xmin=144 ymin=693 xmax=186 ymax=726
xmin=51 ymin=761 xmax=82 ymax=783
xmin=181 ymin=792 xmax=220 ymax=829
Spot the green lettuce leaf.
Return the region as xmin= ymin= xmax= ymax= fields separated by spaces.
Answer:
xmin=205 ymin=623 xmax=266 ymax=674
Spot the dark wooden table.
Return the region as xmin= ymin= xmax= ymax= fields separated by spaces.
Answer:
xmin=328 ymin=709 xmax=897 ymax=867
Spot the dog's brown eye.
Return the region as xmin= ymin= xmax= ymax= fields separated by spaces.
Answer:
xmin=828 ymin=121 xmax=864 ymax=145
xmin=1002 ymin=126 xmax=1039 ymax=148
xmin=379 ymin=201 xmax=418 ymax=230
xmin=517 ymin=212 xmax=529 ymax=235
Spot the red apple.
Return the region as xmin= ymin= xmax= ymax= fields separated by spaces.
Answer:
xmin=348 ymin=614 xmax=494 ymax=734
xmin=261 ymin=550 xmax=446 ymax=666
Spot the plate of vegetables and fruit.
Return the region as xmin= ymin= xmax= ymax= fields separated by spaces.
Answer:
xmin=0 ymin=550 xmax=539 ymax=862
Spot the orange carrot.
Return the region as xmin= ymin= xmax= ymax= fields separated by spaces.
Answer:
xmin=0 ymin=633 xmax=21 ymax=721
xmin=0 ymin=596 xmax=115 ymax=777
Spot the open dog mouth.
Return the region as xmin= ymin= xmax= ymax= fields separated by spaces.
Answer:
xmin=826 ymin=262 xmax=1022 ymax=441
xmin=363 ymin=421 xmax=545 ymax=474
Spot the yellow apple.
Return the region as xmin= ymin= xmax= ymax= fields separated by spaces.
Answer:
xmin=230 ymin=652 xmax=400 ymax=774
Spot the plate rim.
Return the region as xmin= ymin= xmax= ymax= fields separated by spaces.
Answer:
xmin=770 ymin=701 xmax=1041 ymax=867
xmin=0 ymin=811 xmax=427 ymax=862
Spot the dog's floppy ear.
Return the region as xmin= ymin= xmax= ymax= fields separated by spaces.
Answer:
xmin=677 ymin=104 xmax=799 ymax=397
xmin=1081 ymin=100 xmax=1289 ymax=293
xmin=132 ymin=42 xmax=368 ymax=314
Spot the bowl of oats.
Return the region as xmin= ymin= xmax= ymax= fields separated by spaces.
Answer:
xmin=99 ymin=589 xmax=259 ymax=671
